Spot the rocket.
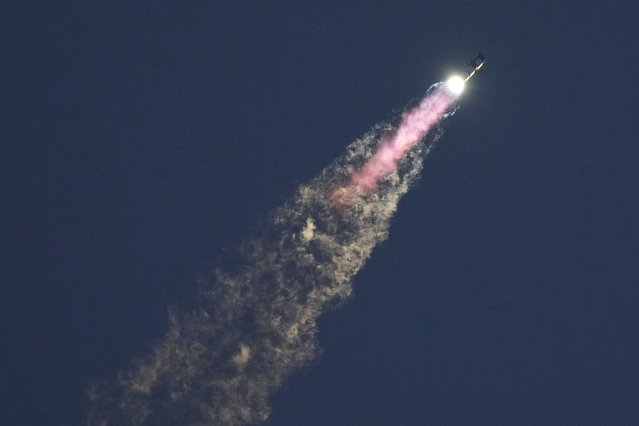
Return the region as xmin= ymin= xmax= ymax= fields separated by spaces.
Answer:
xmin=465 ymin=53 xmax=486 ymax=82
xmin=445 ymin=53 xmax=486 ymax=95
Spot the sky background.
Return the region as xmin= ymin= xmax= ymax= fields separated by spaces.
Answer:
xmin=3 ymin=1 xmax=639 ymax=425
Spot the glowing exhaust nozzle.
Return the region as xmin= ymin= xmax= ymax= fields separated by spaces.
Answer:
xmin=446 ymin=75 xmax=466 ymax=95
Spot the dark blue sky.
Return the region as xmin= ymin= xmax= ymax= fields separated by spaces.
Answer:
xmin=3 ymin=1 xmax=638 ymax=425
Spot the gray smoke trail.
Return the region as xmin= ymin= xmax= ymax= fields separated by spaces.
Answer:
xmin=87 ymin=86 xmax=455 ymax=426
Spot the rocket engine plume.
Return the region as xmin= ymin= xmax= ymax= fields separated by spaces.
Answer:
xmin=87 ymin=81 xmax=460 ymax=426
xmin=331 ymin=83 xmax=458 ymax=209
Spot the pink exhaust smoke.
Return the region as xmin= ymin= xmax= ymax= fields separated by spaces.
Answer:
xmin=331 ymin=84 xmax=458 ymax=209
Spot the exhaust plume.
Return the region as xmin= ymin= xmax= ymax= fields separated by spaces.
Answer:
xmin=331 ymin=84 xmax=457 ymax=208
xmin=87 ymin=82 xmax=459 ymax=426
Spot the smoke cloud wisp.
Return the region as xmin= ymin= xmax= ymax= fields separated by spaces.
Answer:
xmin=87 ymin=83 xmax=459 ymax=426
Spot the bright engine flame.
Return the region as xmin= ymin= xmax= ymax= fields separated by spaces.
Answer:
xmin=446 ymin=75 xmax=465 ymax=95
